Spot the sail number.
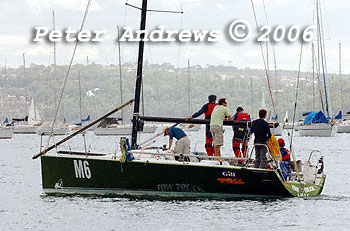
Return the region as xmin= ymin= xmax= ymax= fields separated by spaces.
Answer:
xmin=73 ymin=160 xmax=92 ymax=179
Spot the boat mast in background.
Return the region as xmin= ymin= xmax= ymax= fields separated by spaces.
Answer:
xmin=339 ymin=42 xmax=343 ymax=113
xmin=316 ymin=0 xmax=330 ymax=117
xmin=117 ymin=26 xmax=124 ymax=124
xmin=22 ymin=53 xmax=28 ymax=115
xmin=187 ymin=59 xmax=192 ymax=115
xmin=4 ymin=59 xmax=8 ymax=119
xmin=250 ymin=77 xmax=254 ymax=119
xmin=131 ymin=0 xmax=148 ymax=149
xmin=52 ymin=10 xmax=58 ymax=115
xmin=312 ymin=43 xmax=315 ymax=112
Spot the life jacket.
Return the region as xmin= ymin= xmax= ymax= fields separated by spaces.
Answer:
xmin=204 ymin=103 xmax=217 ymax=119
xmin=235 ymin=112 xmax=251 ymax=122
xmin=280 ymin=147 xmax=290 ymax=161
xmin=233 ymin=112 xmax=250 ymax=142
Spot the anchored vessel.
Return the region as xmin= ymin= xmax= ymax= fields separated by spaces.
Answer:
xmin=34 ymin=0 xmax=326 ymax=199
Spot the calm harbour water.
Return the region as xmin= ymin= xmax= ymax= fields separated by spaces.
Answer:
xmin=1 ymin=128 xmax=349 ymax=231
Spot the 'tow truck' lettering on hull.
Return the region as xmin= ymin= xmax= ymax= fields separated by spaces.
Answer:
xmin=73 ymin=160 xmax=92 ymax=179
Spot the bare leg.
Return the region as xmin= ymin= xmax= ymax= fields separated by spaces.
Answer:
xmin=214 ymin=145 xmax=222 ymax=162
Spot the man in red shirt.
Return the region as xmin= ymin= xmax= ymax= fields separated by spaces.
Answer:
xmin=232 ymin=107 xmax=251 ymax=164
xmin=186 ymin=95 xmax=217 ymax=156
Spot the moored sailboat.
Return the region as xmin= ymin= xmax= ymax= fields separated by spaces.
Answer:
xmin=14 ymin=98 xmax=42 ymax=134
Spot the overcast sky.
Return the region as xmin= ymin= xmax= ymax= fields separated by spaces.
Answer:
xmin=1 ymin=0 xmax=350 ymax=73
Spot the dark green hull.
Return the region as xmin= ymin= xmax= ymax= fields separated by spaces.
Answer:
xmin=41 ymin=155 xmax=325 ymax=198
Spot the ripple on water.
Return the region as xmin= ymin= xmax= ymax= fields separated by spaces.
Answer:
xmin=1 ymin=132 xmax=350 ymax=231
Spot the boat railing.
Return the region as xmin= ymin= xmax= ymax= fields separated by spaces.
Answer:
xmin=247 ymin=143 xmax=279 ymax=168
xmin=307 ymin=149 xmax=324 ymax=175
xmin=128 ymin=150 xmax=249 ymax=162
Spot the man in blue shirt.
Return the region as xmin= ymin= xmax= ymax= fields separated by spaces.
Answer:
xmin=250 ymin=109 xmax=272 ymax=169
xmin=164 ymin=126 xmax=190 ymax=159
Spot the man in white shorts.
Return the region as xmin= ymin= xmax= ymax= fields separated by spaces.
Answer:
xmin=210 ymin=98 xmax=233 ymax=159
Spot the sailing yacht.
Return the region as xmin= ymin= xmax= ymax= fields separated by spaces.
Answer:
xmin=260 ymin=92 xmax=283 ymax=136
xmin=298 ymin=111 xmax=336 ymax=137
xmin=335 ymin=43 xmax=350 ymax=133
xmin=0 ymin=127 xmax=13 ymax=139
xmin=13 ymin=98 xmax=42 ymax=134
xmin=0 ymin=119 xmax=13 ymax=139
xmin=93 ymin=118 xmax=157 ymax=136
xmin=33 ymin=0 xmax=326 ymax=198
xmin=336 ymin=111 xmax=350 ymax=133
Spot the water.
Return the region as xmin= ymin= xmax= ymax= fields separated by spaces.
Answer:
xmin=1 ymin=129 xmax=350 ymax=230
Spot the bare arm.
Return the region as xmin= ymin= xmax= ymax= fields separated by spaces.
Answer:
xmin=168 ymin=139 xmax=173 ymax=150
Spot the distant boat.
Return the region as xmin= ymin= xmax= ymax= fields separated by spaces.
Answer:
xmin=269 ymin=115 xmax=283 ymax=136
xmin=1 ymin=61 xmax=14 ymax=139
xmin=36 ymin=121 xmax=69 ymax=136
xmin=178 ymin=123 xmax=201 ymax=132
xmin=298 ymin=111 xmax=336 ymax=137
xmin=93 ymin=118 xmax=157 ymax=136
xmin=13 ymin=98 xmax=42 ymax=134
xmin=0 ymin=125 xmax=13 ymax=139
xmin=335 ymin=44 xmax=350 ymax=134
xmin=336 ymin=111 xmax=350 ymax=133
xmin=337 ymin=120 xmax=350 ymax=133
xmin=261 ymin=93 xmax=282 ymax=136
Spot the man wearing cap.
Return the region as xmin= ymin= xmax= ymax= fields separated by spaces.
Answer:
xmin=210 ymin=98 xmax=233 ymax=158
xmin=232 ymin=107 xmax=251 ymax=165
xmin=186 ymin=94 xmax=217 ymax=156
xmin=164 ymin=126 xmax=190 ymax=159
xmin=278 ymin=138 xmax=290 ymax=162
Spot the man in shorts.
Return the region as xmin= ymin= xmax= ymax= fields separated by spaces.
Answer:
xmin=210 ymin=98 xmax=233 ymax=158
xmin=164 ymin=126 xmax=190 ymax=160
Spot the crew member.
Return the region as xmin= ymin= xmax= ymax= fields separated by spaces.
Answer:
xmin=164 ymin=126 xmax=190 ymax=160
xmin=250 ymin=109 xmax=272 ymax=169
xmin=278 ymin=138 xmax=290 ymax=162
xmin=210 ymin=98 xmax=233 ymax=159
xmin=186 ymin=94 xmax=217 ymax=156
xmin=232 ymin=107 xmax=251 ymax=165
xmin=278 ymin=138 xmax=292 ymax=180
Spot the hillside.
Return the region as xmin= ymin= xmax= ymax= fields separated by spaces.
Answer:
xmin=1 ymin=63 xmax=349 ymax=123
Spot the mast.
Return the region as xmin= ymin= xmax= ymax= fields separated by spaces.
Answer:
xmin=131 ymin=0 xmax=148 ymax=148
xmin=78 ymin=72 xmax=83 ymax=123
xmin=250 ymin=77 xmax=254 ymax=119
xmin=312 ymin=43 xmax=315 ymax=111
xmin=316 ymin=0 xmax=329 ymax=117
xmin=339 ymin=42 xmax=343 ymax=114
xmin=52 ymin=10 xmax=58 ymax=116
xmin=117 ymin=26 xmax=124 ymax=124
xmin=187 ymin=59 xmax=192 ymax=114
xmin=23 ymin=53 xmax=28 ymax=115
xmin=4 ymin=59 xmax=8 ymax=119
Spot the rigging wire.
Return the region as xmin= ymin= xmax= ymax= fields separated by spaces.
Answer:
xmin=46 ymin=0 xmax=92 ymax=149
xmin=249 ymin=0 xmax=277 ymax=119
xmin=290 ymin=40 xmax=304 ymax=182
xmin=176 ymin=0 xmax=184 ymax=79
xmin=117 ymin=26 xmax=124 ymax=123
xmin=316 ymin=0 xmax=329 ymax=117
xmin=262 ymin=0 xmax=279 ymax=116
xmin=125 ymin=2 xmax=183 ymax=14
xmin=147 ymin=44 xmax=161 ymax=103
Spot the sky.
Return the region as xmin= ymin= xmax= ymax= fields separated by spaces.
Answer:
xmin=1 ymin=0 xmax=350 ymax=74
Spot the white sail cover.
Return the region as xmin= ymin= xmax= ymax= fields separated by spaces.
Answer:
xmin=28 ymin=98 xmax=42 ymax=126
